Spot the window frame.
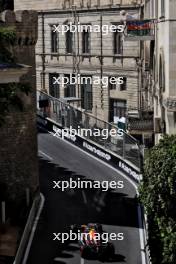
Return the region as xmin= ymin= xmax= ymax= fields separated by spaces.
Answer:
xmin=119 ymin=77 xmax=127 ymax=91
xmin=51 ymin=24 xmax=59 ymax=53
xmin=66 ymin=29 xmax=73 ymax=54
xmin=64 ymin=74 xmax=76 ymax=97
xmin=82 ymin=28 xmax=91 ymax=55
xmin=113 ymin=23 xmax=123 ymax=55
xmin=81 ymin=76 xmax=93 ymax=111
xmin=49 ymin=73 xmax=60 ymax=98
xmin=109 ymin=99 xmax=127 ymax=122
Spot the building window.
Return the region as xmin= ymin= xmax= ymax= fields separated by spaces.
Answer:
xmin=109 ymin=77 xmax=127 ymax=91
xmin=66 ymin=30 xmax=73 ymax=53
xmin=110 ymin=99 xmax=126 ymax=122
xmin=159 ymin=55 xmax=165 ymax=92
xmin=109 ymin=82 xmax=116 ymax=90
xmin=120 ymin=77 xmax=127 ymax=91
xmin=81 ymin=76 xmax=93 ymax=111
xmin=51 ymin=25 xmax=58 ymax=53
xmin=64 ymin=74 xmax=76 ymax=97
xmin=109 ymin=77 xmax=116 ymax=90
xmin=82 ymin=29 xmax=90 ymax=54
xmin=113 ymin=30 xmax=123 ymax=55
xmin=161 ymin=0 xmax=165 ymax=17
xmin=49 ymin=73 xmax=60 ymax=98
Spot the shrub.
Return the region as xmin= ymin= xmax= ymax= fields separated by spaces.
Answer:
xmin=139 ymin=135 xmax=176 ymax=264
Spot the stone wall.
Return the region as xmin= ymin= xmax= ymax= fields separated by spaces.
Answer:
xmin=0 ymin=10 xmax=39 ymax=203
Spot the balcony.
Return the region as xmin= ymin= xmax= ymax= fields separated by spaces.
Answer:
xmin=163 ymin=97 xmax=176 ymax=112
xmin=128 ymin=119 xmax=154 ymax=133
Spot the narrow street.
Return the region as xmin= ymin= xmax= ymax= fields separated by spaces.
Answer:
xmin=27 ymin=128 xmax=142 ymax=264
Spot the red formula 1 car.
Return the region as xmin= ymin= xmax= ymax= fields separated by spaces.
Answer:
xmin=71 ymin=223 xmax=115 ymax=260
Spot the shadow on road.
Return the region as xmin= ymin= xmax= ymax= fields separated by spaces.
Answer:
xmin=39 ymin=157 xmax=139 ymax=229
xmin=27 ymin=156 xmax=138 ymax=264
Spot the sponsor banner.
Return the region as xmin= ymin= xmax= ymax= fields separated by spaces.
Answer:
xmin=82 ymin=141 xmax=111 ymax=161
xmin=37 ymin=115 xmax=141 ymax=183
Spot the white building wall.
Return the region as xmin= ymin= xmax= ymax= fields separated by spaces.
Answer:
xmin=145 ymin=0 xmax=176 ymax=141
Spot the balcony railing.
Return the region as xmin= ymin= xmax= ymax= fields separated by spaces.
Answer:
xmin=163 ymin=97 xmax=176 ymax=112
xmin=37 ymin=90 xmax=142 ymax=169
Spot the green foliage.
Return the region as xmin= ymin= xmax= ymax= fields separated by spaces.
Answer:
xmin=0 ymin=83 xmax=31 ymax=126
xmin=0 ymin=25 xmax=31 ymax=126
xmin=139 ymin=135 xmax=176 ymax=264
xmin=0 ymin=27 xmax=16 ymax=42
xmin=0 ymin=27 xmax=16 ymax=62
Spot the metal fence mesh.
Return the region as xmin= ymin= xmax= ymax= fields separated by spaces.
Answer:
xmin=37 ymin=90 xmax=141 ymax=169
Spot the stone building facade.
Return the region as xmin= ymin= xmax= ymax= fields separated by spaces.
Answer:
xmin=143 ymin=0 xmax=176 ymax=143
xmin=0 ymin=10 xmax=38 ymax=203
xmin=14 ymin=0 xmax=142 ymax=11
xmin=14 ymin=0 xmax=142 ymax=124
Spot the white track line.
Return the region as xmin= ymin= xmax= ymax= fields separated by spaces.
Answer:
xmin=81 ymin=258 xmax=85 ymax=264
xmin=81 ymin=190 xmax=88 ymax=204
xmin=38 ymin=150 xmax=53 ymax=161
xmin=22 ymin=193 xmax=45 ymax=264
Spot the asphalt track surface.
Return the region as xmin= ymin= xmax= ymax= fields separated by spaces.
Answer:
xmin=27 ymin=128 xmax=142 ymax=264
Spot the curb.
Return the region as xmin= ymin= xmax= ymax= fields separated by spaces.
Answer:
xmin=13 ymin=193 xmax=45 ymax=264
xmin=22 ymin=193 xmax=45 ymax=264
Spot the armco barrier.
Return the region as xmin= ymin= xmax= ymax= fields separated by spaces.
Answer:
xmin=37 ymin=114 xmax=142 ymax=184
xmin=37 ymin=90 xmax=142 ymax=169
xmin=13 ymin=193 xmax=45 ymax=264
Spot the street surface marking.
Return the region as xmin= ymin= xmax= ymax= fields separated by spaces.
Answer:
xmin=81 ymin=190 xmax=87 ymax=204
xmin=81 ymin=258 xmax=84 ymax=264
xmin=38 ymin=150 xmax=53 ymax=161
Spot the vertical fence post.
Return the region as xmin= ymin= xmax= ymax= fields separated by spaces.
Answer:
xmin=123 ymin=131 xmax=126 ymax=160
xmin=37 ymin=90 xmax=141 ymax=169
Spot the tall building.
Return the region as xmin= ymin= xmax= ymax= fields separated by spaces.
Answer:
xmin=14 ymin=0 xmax=143 ymax=127
xmin=143 ymin=0 xmax=176 ymax=143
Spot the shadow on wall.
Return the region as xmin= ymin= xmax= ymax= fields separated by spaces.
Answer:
xmin=0 ymin=0 xmax=14 ymax=11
